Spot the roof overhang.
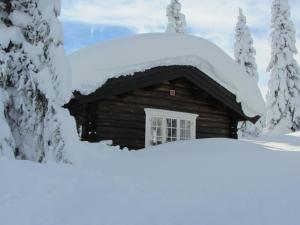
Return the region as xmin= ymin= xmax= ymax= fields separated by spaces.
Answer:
xmin=71 ymin=65 xmax=260 ymax=123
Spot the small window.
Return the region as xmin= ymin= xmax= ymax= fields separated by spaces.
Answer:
xmin=145 ymin=108 xmax=198 ymax=147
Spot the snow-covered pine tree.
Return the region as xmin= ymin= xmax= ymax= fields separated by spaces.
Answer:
xmin=234 ymin=8 xmax=258 ymax=82
xmin=39 ymin=0 xmax=76 ymax=163
xmin=0 ymin=88 xmax=15 ymax=159
xmin=0 ymin=0 xmax=45 ymax=161
xmin=0 ymin=0 xmax=75 ymax=162
xmin=166 ymin=0 xmax=187 ymax=34
xmin=234 ymin=8 xmax=265 ymax=137
xmin=267 ymin=0 xmax=300 ymax=134
xmin=0 ymin=2 xmax=16 ymax=159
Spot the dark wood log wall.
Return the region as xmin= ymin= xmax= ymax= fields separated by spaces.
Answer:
xmin=79 ymin=78 xmax=239 ymax=149
xmin=66 ymin=100 xmax=88 ymax=139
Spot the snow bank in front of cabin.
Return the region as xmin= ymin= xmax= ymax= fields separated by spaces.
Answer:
xmin=69 ymin=33 xmax=265 ymax=118
xmin=248 ymin=131 xmax=300 ymax=152
xmin=1 ymin=134 xmax=300 ymax=225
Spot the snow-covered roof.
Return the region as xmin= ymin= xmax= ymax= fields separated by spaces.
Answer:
xmin=69 ymin=33 xmax=265 ymax=118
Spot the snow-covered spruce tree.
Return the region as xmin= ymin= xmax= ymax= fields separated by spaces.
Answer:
xmin=234 ymin=8 xmax=258 ymax=82
xmin=36 ymin=0 xmax=76 ymax=163
xmin=0 ymin=0 xmax=51 ymax=161
xmin=166 ymin=0 xmax=187 ymax=34
xmin=0 ymin=2 xmax=16 ymax=159
xmin=0 ymin=0 xmax=75 ymax=162
xmin=267 ymin=0 xmax=300 ymax=134
xmin=0 ymin=0 xmax=43 ymax=160
xmin=0 ymin=88 xmax=15 ymax=159
xmin=234 ymin=8 xmax=265 ymax=137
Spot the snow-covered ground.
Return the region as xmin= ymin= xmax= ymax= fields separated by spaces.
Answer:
xmin=1 ymin=133 xmax=300 ymax=225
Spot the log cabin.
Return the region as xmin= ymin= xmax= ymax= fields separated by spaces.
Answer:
xmin=66 ymin=33 xmax=265 ymax=150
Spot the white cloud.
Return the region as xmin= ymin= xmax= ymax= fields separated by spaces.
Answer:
xmin=61 ymin=0 xmax=300 ymax=96
xmin=62 ymin=0 xmax=168 ymax=32
xmin=61 ymin=0 xmax=267 ymax=32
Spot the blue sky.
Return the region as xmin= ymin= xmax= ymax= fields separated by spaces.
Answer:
xmin=61 ymin=0 xmax=300 ymax=98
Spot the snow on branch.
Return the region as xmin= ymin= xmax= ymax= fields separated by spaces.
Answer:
xmin=266 ymin=0 xmax=300 ymax=134
xmin=166 ymin=0 xmax=187 ymax=34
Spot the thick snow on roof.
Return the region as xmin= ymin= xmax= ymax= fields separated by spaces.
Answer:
xmin=69 ymin=33 xmax=265 ymax=117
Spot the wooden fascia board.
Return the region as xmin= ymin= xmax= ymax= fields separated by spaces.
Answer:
xmin=75 ymin=69 xmax=186 ymax=104
xmin=183 ymin=68 xmax=249 ymax=121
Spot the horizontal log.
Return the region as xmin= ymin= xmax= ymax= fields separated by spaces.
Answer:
xmin=197 ymin=133 xmax=230 ymax=138
xmin=106 ymin=94 xmax=212 ymax=109
xmin=112 ymin=95 xmax=211 ymax=108
xmin=131 ymin=90 xmax=210 ymax=105
xmin=197 ymin=116 xmax=231 ymax=123
xmin=197 ymin=121 xmax=230 ymax=129
xmin=97 ymin=109 xmax=230 ymax=124
xmin=197 ymin=128 xmax=230 ymax=135
xmin=97 ymin=120 xmax=145 ymax=131
xmin=98 ymin=100 xmax=230 ymax=117
xmin=96 ymin=127 xmax=145 ymax=137
xmin=98 ymin=111 xmax=145 ymax=122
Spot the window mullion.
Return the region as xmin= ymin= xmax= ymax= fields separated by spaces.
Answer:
xmin=162 ymin=117 xmax=166 ymax=143
xmin=145 ymin=115 xmax=150 ymax=147
xmin=177 ymin=119 xmax=180 ymax=141
xmin=192 ymin=120 xmax=196 ymax=139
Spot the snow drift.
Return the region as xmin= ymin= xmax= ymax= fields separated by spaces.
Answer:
xmin=70 ymin=33 xmax=265 ymax=118
xmin=1 ymin=133 xmax=300 ymax=225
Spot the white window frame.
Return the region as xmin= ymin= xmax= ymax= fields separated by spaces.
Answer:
xmin=144 ymin=108 xmax=198 ymax=147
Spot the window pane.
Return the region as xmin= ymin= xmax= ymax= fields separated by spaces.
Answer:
xmin=180 ymin=120 xmax=192 ymax=141
xmin=151 ymin=120 xmax=156 ymax=127
xmin=166 ymin=119 xmax=176 ymax=128
xmin=167 ymin=128 xmax=171 ymax=137
xmin=157 ymin=127 xmax=162 ymax=136
xmin=180 ymin=120 xmax=191 ymax=129
xmin=166 ymin=118 xmax=177 ymax=142
xmin=166 ymin=119 xmax=172 ymax=127
xmin=172 ymin=119 xmax=177 ymax=127
xmin=187 ymin=130 xmax=191 ymax=138
xmin=186 ymin=121 xmax=191 ymax=129
xmin=157 ymin=119 xmax=162 ymax=126
xmin=180 ymin=129 xmax=186 ymax=140
xmin=150 ymin=117 xmax=163 ymax=146
xmin=180 ymin=120 xmax=185 ymax=128
xmin=172 ymin=128 xmax=177 ymax=136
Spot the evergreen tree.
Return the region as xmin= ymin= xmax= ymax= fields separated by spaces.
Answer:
xmin=0 ymin=0 xmax=44 ymax=161
xmin=234 ymin=8 xmax=258 ymax=82
xmin=234 ymin=8 xmax=264 ymax=137
xmin=0 ymin=88 xmax=15 ymax=159
xmin=0 ymin=0 xmax=74 ymax=162
xmin=166 ymin=0 xmax=187 ymax=34
xmin=0 ymin=2 xmax=15 ymax=159
xmin=267 ymin=0 xmax=300 ymax=134
xmin=37 ymin=0 xmax=74 ymax=163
